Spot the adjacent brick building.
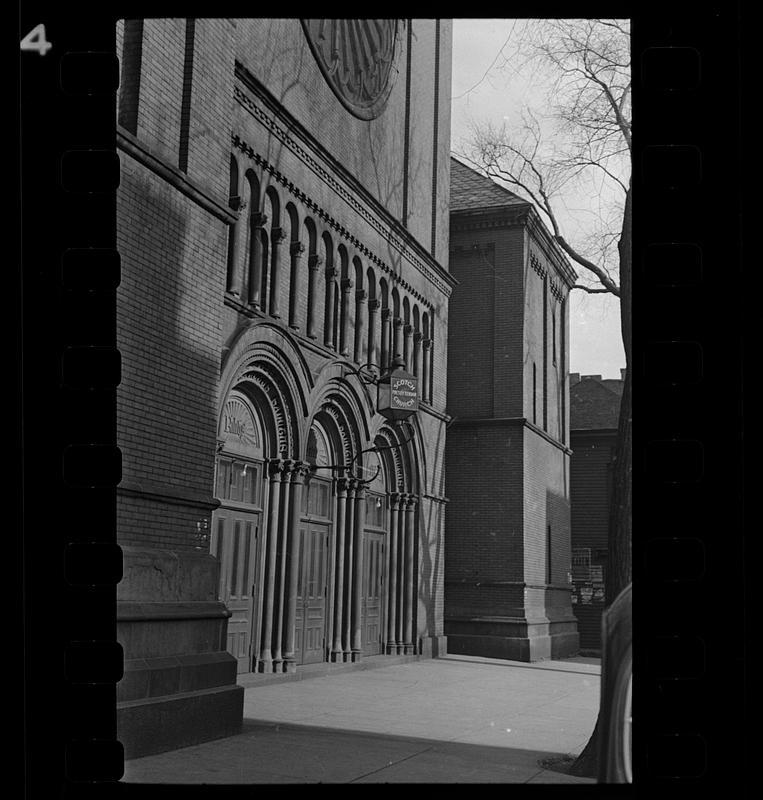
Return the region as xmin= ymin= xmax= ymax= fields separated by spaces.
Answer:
xmin=116 ymin=18 xmax=455 ymax=758
xmin=445 ymin=158 xmax=580 ymax=661
xmin=569 ymin=371 xmax=624 ymax=651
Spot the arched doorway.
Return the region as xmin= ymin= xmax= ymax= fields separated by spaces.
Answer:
xmin=211 ymin=390 xmax=266 ymax=672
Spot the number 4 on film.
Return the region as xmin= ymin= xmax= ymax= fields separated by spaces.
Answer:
xmin=20 ymin=24 xmax=52 ymax=56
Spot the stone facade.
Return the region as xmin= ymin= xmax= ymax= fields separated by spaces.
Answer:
xmin=116 ymin=18 xmax=454 ymax=758
xmin=445 ymin=158 xmax=579 ymax=661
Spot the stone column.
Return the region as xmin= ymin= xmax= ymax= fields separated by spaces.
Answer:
xmin=324 ymin=267 xmax=339 ymax=349
xmin=226 ymin=196 xmax=247 ymax=296
xmin=271 ymin=459 xmax=293 ymax=671
xmin=403 ymin=494 xmax=417 ymax=654
xmin=422 ymin=338 xmax=432 ymax=405
xmin=331 ymin=477 xmax=348 ymax=662
xmin=351 ymin=482 xmax=366 ymax=662
xmin=306 ymin=254 xmax=322 ymax=339
xmin=393 ymin=317 xmax=403 ymax=361
xmin=258 ymin=458 xmax=284 ymax=672
xmin=354 ymin=289 xmax=367 ymax=364
xmin=403 ymin=324 xmax=413 ymax=371
xmin=367 ymin=298 xmax=380 ymax=368
xmin=380 ymin=308 xmax=391 ymax=369
xmin=385 ymin=492 xmax=400 ymax=654
xmin=283 ymin=461 xmax=309 ymax=673
xmin=248 ymin=211 xmax=268 ymax=309
xmin=288 ymin=241 xmax=306 ymax=331
xmin=413 ymin=331 xmax=422 ymax=378
xmin=342 ymin=479 xmax=357 ymax=660
xmin=395 ymin=493 xmax=407 ymax=654
xmin=269 ymin=227 xmax=286 ymax=318
xmin=340 ymin=278 xmax=354 ymax=357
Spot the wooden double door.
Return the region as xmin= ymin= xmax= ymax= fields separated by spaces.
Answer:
xmin=362 ymin=531 xmax=385 ymax=655
xmin=211 ymin=506 xmax=261 ymax=673
xmin=294 ymin=523 xmax=329 ymax=664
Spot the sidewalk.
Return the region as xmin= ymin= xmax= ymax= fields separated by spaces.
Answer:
xmin=122 ymin=654 xmax=600 ymax=784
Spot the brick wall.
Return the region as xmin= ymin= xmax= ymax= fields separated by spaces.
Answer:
xmin=117 ymin=155 xmax=228 ymax=550
xmin=522 ymin=429 xmax=571 ymax=586
xmin=569 ymin=429 xmax=615 ymax=649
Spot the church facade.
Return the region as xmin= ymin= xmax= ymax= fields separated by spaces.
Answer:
xmin=115 ymin=18 xmax=454 ymax=758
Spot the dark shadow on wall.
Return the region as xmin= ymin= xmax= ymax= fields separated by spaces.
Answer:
xmin=546 ymin=486 xmax=572 ymax=586
xmin=117 ymin=166 xmax=223 ymax=540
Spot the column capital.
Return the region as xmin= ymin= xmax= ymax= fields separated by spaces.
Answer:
xmin=389 ymin=491 xmax=402 ymax=509
xmin=405 ymin=494 xmax=418 ymax=510
xmin=422 ymin=337 xmax=433 ymax=350
xmin=271 ymin=227 xmax=287 ymax=245
xmin=291 ymin=461 xmax=312 ymax=483
xmin=356 ymin=288 xmax=368 ymax=303
xmin=267 ymin=458 xmax=287 ymax=478
xmin=325 ymin=265 xmax=339 ymax=279
xmin=229 ymin=195 xmax=247 ymax=213
xmin=393 ymin=316 xmax=403 ymax=329
xmin=381 ymin=307 xmax=391 ymax=320
xmin=368 ymin=298 xmax=381 ymax=311
xmin=403 ymin=323 xmax=413 ymax=336
xmin=341 ymin=278 xmax=354 ymax=292
xmin=308 ymin=254 xmax=323 ymax=270
xmin=250 ymin=211 xmax=269 ymax=228
xmin=413 ymin=331 xmax=423 ymax=342
xmin=336 ymin=476 xmax=350 ymax=496
xmin=290 ymin=240 xmax=306 ymax=257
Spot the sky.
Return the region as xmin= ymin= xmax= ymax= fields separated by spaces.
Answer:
xmin=450 ymin=19 xmax=626 ymax=380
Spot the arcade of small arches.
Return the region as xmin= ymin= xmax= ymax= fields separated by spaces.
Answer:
xmin=212 ymin=347 xmax=424 ymax=674
xmin=226 ymin=150 xmax=435 ymax=405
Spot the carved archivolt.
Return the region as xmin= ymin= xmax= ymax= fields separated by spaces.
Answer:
xmin=236 ymin=360 xmax=299 ymax=459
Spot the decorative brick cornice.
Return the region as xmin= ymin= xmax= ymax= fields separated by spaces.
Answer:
xmin=231 ymin=76 xmax=457 ymax=298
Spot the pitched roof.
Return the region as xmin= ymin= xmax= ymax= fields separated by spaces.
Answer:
xmin=450 ymin=156 xmax=527 ymax=213
xmin=570 ymin=377 xmax=623 ymax=430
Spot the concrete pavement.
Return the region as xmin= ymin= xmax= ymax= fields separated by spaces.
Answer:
xmin=121 ymin=653 xmax=600 ymax=784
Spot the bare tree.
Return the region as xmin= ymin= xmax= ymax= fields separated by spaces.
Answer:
xmin=456 ymin=18 xmax=631 ymax=779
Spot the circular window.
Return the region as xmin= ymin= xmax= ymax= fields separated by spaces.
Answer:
xmin=301 ymin=20 xmax=402 ymax=120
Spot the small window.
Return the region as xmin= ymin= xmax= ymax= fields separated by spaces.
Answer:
xmin=552 ymin=312 xmax=557 ymax=366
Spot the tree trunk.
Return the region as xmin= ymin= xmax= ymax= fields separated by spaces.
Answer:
xmin=570 ymin=182 xmax=632 ymax=780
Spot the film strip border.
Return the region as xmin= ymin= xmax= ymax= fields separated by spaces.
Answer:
xmin=19 ymin=12 xmax=124 ymax=792
xmin=636 ymin=10 xmax=745 ymax=789
xmin=17 ymin=8 xmax=746 ymax=793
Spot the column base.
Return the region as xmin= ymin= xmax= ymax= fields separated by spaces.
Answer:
xmin=351 ymin=651 xmax=362 ymax=663
xmin=385 ymin=642 xmax=397 ymax=655
xmin=418 ymin=635 xmax=448 ymax=658
xmin=282 ymin=658 xmax=297 ymax=674
xmin=257 ymin=658 xmax=274 ymax=673
xmin=331 ymin=650 xmax=344 ymax=663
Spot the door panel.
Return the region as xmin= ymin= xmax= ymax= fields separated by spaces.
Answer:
xmin=295 ymin=524 xmax=329 ymax=665
xmin=211 ymin=508 xmax=260 ymax=672
xmin=362 ymin=531 xmax=385 ymax=655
